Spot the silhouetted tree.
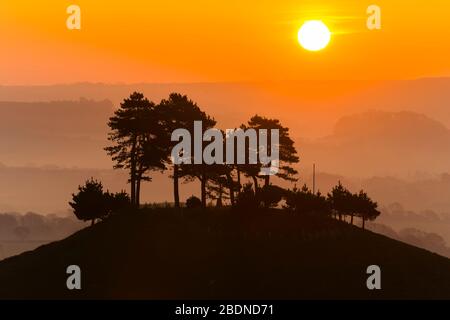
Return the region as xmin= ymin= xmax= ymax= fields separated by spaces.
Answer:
xmin=157 ymin=93 xmax=216 ymax=208
xmin=69 ymin=178 xmax=109 ymax=225
xmin=354 ymin=190 xmax=381 ymax=230
xmin=238 ymin=163 xmax=262 ymax=194
xmin=203 ymin=161 xmax=239 ymax=207
xmin=181 ymin=163 xmax=220 ymax=208
xmin=213 ymin=136 xmax=238 ymax=206
xmin=105 ymin=92 xmax=166 ymax=207
xmin=327 ymin=182 xmax=353 ymax=221
xmin=285 ymin=185 xmax=331 ymax=216
xmin=222 ymin=165 xmax=240 ymax=206
xmin=223 ymin=125 xmax=259 ymax=195
xmin=207 ymin=173 xmax=228 ymax=207
xmin=235 ymin=183 xmax=260 ymax=210
xmin=348 ymin=192 xmax=361 ymax=225
xmin=135 ymin=136 xmax=167 ymax=205
xmin=246 ymin=115 xmax=299 ymax=187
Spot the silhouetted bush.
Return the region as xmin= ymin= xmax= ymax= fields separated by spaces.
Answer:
xmin=260 ymin=185 xmax=286 ymax=208
xmin=185 ymin=196 xmax=202 ymax=209
xmin=106 ymin=190 xmax=132 ymax=215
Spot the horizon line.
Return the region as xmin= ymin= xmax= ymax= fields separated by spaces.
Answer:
xmin=1 ymin=77 xmax=450 ymax=87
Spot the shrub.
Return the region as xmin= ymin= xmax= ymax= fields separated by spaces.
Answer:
xmin=106 ymin=190 xmax=132 ymax=215
xmin=185 ymin=196 xmax=202 ymax=209
xmin=260 ymin=185 xmax=286 ymax=208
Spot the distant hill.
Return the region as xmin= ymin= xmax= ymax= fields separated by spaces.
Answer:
xmin=3 ymin=78 xmax=450 ymax=136
xmin=331 ymin=111 xmax=449 ymax=145
xmin=2 ymin=81 xmax=450 ymax=175
xmin=0 ymin=212 xmax=84 ymax=260
xmin=367 ymin=222 xmax=450 ymax=258
xmin=1 ymin=98 xmax=449 ymax=176
xmin=0 ymin=209 xmax=449 ymax=299
xmin=301 ymin=110 xmax=450 ymax=176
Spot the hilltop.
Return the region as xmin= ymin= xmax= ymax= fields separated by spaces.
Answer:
xmin=0 ymin=208 xmax=449 ymax=299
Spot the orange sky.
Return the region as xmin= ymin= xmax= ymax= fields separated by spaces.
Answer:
xmin=1 ymin=0 xmax=450 ymax=84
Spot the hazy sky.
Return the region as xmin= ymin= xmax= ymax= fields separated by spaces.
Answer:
xmin=2 ymin=0 xmax=450 ymax=84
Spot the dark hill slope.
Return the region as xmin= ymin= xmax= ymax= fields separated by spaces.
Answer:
xmin=0 ymin=209 xmax=449 ymax=299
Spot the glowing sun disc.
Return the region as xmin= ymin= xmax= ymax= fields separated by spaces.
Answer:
xmin=298 ymin=20 xmax=331 ymax=51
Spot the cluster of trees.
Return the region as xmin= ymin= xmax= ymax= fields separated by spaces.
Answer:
xmin=225 ymin=181 xmax=379 ymax=229
xmin=69 ymin=92 xmax=380 ymax=230
xmin=285 ymin=182 xmax=381 ymax=229
xmin=104 ymin=92 xmax=299 ymax=209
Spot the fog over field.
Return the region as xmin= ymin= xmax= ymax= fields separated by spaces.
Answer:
xmin=0 ymin=79 xmax=450 ymax=258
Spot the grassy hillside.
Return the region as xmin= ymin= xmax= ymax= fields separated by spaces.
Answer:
xmin=0 ymin=208 xmax=449 ymax=299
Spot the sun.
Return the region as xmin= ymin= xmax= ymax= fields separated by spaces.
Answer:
xmin=298 ymin=20 xmax=331 ymax=52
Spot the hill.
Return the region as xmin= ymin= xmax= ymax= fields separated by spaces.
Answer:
xmin=301 ymin=110 xmax=450 ymax=176
xmin=3 ymin=78 xmax=450 ymax=135
xmin=0 ymin=208 xmax=449 ymax=299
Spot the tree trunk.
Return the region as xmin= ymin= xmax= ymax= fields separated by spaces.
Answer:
xmin=130 ymin=146 xmax=137 ymax=206
xmin=237 ymin=169 xmax=241 ymax=191
xmin=91 ymin=218 xmax=95 ymax=226
xmin=217 ymin=190 xmax=223 ymax=207
xmin=351 ymin=214 xmax=354 ymax=225
xmin=130 ymin=170 xmax=136 ymax=206
xmin=173 ymin=164 xmax=180 ymax=208
xmin=362 ymin=217 xmax=366 ymax=230
xmin=263 ymin=176 xmax=270 ymax=208
xmin=201 ymin=175 xmax=206 ymax=208
xmin=229 ymin=185 xmax=235 ymax=206
xmin=252 ymin=176 xmax=259 ymax=193
xmin=136 ymin=176 xmax=141 ymax=208
xmin=226 ymin=173 xmax=235 ymax=206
